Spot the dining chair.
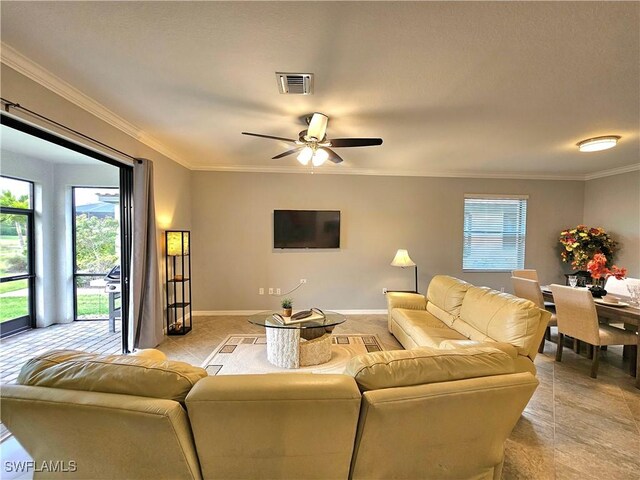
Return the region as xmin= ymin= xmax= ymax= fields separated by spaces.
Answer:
xmin=550 ymin=284 xmax=638 ymax=378
xmin=512 ymin=269 xmax=555 ymax=308
xmin=511 ymin=277 xmax=557 ymax=353
xmin=604 ymin=277 xmax=640 ymax=297
xmin=512 ymin=269 xmax=539 ymax=282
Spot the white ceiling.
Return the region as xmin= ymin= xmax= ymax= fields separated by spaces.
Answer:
xmin=1 ymin=124 xmax=105 ymax=165
xmin=1 ymin=1 xmax=638 ymax=178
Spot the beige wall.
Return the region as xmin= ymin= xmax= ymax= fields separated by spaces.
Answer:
xmin=190 ymin=172 xmax=584 ymax=311
xmin=583 ymin=171 xmax=640 ymax=278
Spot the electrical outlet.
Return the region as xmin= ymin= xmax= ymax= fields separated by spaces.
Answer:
xmin=259 ymin=288 xmax=264 ymax=295
xmin=300 ymin=279 xmax=307 ymax=284
xmin=500 ymin=287 xmax=505 ymax=293
xmin=382 ymin=288 xmax=388 ymax=294
xmin=268 ymin=288 xmax=274 ymax=295
xmin=276 ymin=288 xmax=281 ymax=295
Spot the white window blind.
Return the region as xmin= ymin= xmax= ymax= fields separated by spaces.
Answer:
xmin=463 ymin=195 xmax=528 ymax=271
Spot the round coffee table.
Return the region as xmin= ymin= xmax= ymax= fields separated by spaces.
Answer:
xmin=248 ymin=311 xmax=346 ymax=368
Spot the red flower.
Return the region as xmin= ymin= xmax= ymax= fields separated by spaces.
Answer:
xmin=587 ymin=254 xmax=627 ymax=280
xmin=609 ymin=265 xmax=627 ymax=280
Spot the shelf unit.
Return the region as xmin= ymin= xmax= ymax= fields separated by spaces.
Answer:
xmin=165 ymin=230 xmax=192 ymax=335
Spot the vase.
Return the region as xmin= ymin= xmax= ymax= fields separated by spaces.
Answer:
xmin=589 ymin=278 xmax=607 ymax=298
xmin=283 ymin=308 xmax=292 ymax=317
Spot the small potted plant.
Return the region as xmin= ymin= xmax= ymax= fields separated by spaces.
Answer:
xmin=281 ymin=298 xmax=293 ymax=317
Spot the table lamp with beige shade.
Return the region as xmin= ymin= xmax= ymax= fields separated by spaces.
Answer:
xmin=391 ymin=249 xmax=418 ymax=293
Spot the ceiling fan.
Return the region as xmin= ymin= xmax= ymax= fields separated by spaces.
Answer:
xmin=242 ymin=113 xmax=383 ymax=166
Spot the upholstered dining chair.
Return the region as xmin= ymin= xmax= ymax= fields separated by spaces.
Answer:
xmin=604 ymin=277 xmax=640 ymax=297
xmin=512 ymin=269 xmax=555 ymax=308
xmin=550 ymin=284 xmax=638 ymax=378
xmin=512 ymin=269 xmax=539 ymax=282
xmin=512 ymin=277 xmax=557 ymax=353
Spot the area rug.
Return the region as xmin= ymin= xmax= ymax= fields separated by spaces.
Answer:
xmin=201 ymin=334 xmax=384 ymax=375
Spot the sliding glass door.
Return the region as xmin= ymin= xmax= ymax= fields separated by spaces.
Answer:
xmin=1 ymin=113 xmax=132 ymax=353
xmin=0 ymin=176 xmax=35 ymax=337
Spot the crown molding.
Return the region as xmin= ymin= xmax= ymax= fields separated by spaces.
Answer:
xmin=583 ymin=163 xmax=640 ymax=181
xmin=189 ymin=163 xmax=589 ymax=180
xmin=1 ymin=42 xmax=192 ymax=169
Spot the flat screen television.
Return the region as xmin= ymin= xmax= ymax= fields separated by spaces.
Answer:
xmin=274 ymin=210 xmax=340 ymax=249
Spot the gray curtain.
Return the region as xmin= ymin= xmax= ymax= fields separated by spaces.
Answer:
xmin=129 ymin=158 xmax=163 ymax=349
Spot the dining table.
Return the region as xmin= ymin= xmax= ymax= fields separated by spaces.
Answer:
xmin=541 ymin=287 xmax=640 ymax=388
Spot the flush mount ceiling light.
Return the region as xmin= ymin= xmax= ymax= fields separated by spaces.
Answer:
xmin=577 ymin=136 xmax=621 ymax=152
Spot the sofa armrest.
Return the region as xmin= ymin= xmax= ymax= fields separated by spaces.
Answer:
xmin=386 ymin=292 xmax=427 ymax=331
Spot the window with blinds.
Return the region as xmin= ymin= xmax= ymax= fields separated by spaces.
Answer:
xmin=462 ymin=195 xmax=528 ymax=271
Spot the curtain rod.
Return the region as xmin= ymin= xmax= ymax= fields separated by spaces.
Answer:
xmin=1 ymin=97 xmax=142 ymax=164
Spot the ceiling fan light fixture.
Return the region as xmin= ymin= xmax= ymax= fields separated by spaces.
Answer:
xmin=307 ymin=113 xmax=328 ymax=141
xmin=577 ymin=135 xmax=620 ymax=152
xmin=297 ymin=146 xmax=313 ymax=165
xmin=312 ymin=148 xmax=329 ymax=166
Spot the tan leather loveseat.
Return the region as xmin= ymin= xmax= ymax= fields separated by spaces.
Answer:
xmin=1 ymin=343 xmax=538 ymax=479
xmin=387 ymin=275 xmax=552 ymax=374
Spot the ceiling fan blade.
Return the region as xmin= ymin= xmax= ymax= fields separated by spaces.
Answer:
xmin=272 ymin=147 xmax=303 ymax=159
xmin=329 ymin=138 xmax=383 ymax=148
xmin=325 ymin=148 xmax=344 ymax=164
xmin=242 ymin=132 xmax=297 ymax=143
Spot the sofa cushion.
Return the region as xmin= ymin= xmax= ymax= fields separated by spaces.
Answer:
xmin=459 ymin=287 xmax=541 ymax=356
xmin=439 ymin=339 xmax=518 ymax=359
xmin=345 ymin=346 xmax=514 ymax=392
xmin=130 ymin=348 xmax=168 ymax=361
xmin=17 ymin=349 xmax=207 ymax=403
xmin=426 ymin=275 xmax=470 ymax=326
xmin=391 ymin=309 xmax=467 ymax=348
xmin=391 ymin=308 xmax=450 ymax=330
xmin=410 ymin=325 xmax=468 ymax=348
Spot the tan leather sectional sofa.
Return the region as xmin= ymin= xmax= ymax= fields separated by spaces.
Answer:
xmin=1 ymin=276 xmax=548 ymax=480
xmin=387 ymin=275 xmax=552 ymax=375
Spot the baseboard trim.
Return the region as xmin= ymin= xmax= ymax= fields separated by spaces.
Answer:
xmin=193 ymin=309 xmax=387 ymax=316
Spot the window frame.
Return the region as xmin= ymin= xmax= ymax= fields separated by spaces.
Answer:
xmin=0 ymin=175 xmax=36 ymax=337
xmin=462 ymin=194 xmax=528 ymax=273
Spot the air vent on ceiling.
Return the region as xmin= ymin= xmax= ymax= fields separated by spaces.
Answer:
xmin=276 ymin=72 xmax=314 ymax=95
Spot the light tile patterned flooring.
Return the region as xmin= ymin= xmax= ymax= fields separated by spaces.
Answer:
xmin=1 ymin=315 xmax=639 ymax=479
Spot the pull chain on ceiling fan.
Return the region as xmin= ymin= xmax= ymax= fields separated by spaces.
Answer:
xmin=242 ymin=112 xmax=383 ymax=166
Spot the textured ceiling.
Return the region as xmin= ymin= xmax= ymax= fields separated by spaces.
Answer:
xmin=1 ymin=1 xmax=638 ymax=177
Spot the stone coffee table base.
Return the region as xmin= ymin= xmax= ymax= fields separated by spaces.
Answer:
xmin=265 ymin=327 xmax=333 ymax=368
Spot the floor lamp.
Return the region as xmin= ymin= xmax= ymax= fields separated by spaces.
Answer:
xmin=391 ymin=249 xmax=418 ymax=293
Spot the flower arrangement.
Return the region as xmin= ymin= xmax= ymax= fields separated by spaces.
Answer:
xmin=559 ymin=225 xmax=617 ymax=270
xmin=586 ymin=253 xmax=627 ymax=283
